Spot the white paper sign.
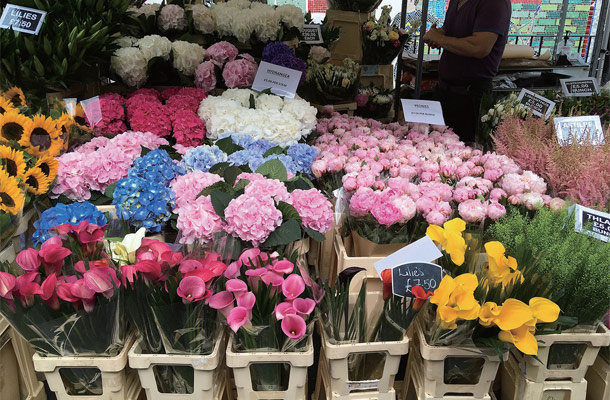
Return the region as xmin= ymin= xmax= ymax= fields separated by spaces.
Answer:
xmin=401 ymin=99 xmax=445 ymax=125
xmin=62 ymin=98 xmax=77 ymax=118
xmin=554 ymin=116 xmax=605 ymax=145
xmin=251 ymin=61 xmax=302 ymax=99
xmin=301 ymin=24 xmax=323 ymax=44
xmin=0 ymin=3 xmax=46 ymax=35
xmin=346 ymin=380 xmax=380 ymax=392
xmin=560 ymin=77 xmax=600 ymax=97
xmin=517 ymin=89 xmax=555 ymax=119
xmin=573 ymin=204 xmax=610 ymax=242
xmin=374 ymin=236 xmax=442 ymax=277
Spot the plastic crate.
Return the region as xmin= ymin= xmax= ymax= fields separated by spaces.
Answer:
xmin=32 ymin=335 xmax=137 ymax=400
xmin=225 ymin=334 xmax=313 ymax=399
xmin=514 ymin=323 xmax=610 ymax=383
xmin=128 ymin=329 xmax=225 ymax=399
xmin=586 ymin=352 xmax=609 ymax=400
xmin=360 ymin=65 xmax=394 ymax=89
xmin=412 ymin=320 xmax=507 ymax=398
xmin=333 ymin=229 xmax=383 ymax=293
xmin=502 ymin=354 xmax=587 ymax=400
xmin=317 ymin=322 xmax=409 ymax=399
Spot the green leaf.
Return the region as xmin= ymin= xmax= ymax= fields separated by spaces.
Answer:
xmin=256 ymin=159 xmax=288 ymax=181
xmin=261 ymin=219 xmax=302 ymax=248
xmin=286 ymin=176 xmax=314 ymax=191
xmin=277 ymin=201 xmax=301 ymax=222
xmin=209 ymin=162 xmax=230 ymax=174
xmin=304 ymin=227 xmax=326 ymax=242
xmin=103 ymin=182 xmax=117 ymax=199
xmin=249 ymin=93 xmax=256 ymax=109
xmin=210 ymin=190 xmax=233 ymax=218
xmin=233 ymin=179 xmax=250 ymax=192
xmin=140 ymin=146 xmax=151 ymax=157
xmin=263 ymin=146 xmax=284 ymax=157
xmin=198 ymin=181 xmax=233 ymax=198
xmin=215 ymin=136 xmax=242 ymax=154
xmin=223 ymin=166 xmax=242 ymax=186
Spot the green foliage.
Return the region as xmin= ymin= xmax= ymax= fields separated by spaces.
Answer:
xmin=487 ymin=209 xmax=610 ymax=326
xmin=1 ymin=0 xmax=131 ymax=94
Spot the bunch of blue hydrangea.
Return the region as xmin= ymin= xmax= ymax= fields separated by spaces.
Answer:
xmin=32 ymin=202 xmax=107 ymax=246
xmin=112 ymin=177 xmax=175 ymax=233
xmin=182 ymin=145 xmax=228 ymax=172
xmin=227 ymin=149 xmax=263 ymax=169
xmin=286 ymin=144 xmax=318 ymax=175
xmin=246 ymin=139 xmax=276 ymax=155
xmin=129 ymin=149 xmax=185 ymax=186
xmin=219 ymin=133 xmax=255 ymax=149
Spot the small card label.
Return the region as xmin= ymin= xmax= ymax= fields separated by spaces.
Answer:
xmin=346 ymin=379 xmax=380 ymax=392
xmin=374 ymin=236 xmax=442 ymax=278
xmin=517 ymin=89 xmax=555 ymax=119
xmin=361 ymin=65 xmax=380 ymax=76
xmin=301 ymin=24 xmax=323 ymax=44
xmin=560 ymin=78 xmax=600 ymax=97
xmin=251 ymin=61 xmax=302 ymax=99
xmin=401 ymin=99 xmax=445 ymax=126
xmin=574 ymin=204 xmax=610 ymax=242
xmin=554 ymin=115 xmax=605 ymax=146
xmin=0 ymin=3 xmax=46 ymax=35
xmin=392 ymin=262 xmax=444 ymax=298
xmin=62 ymin=98 xmax=77 ymax=118
xmin=80 ymin=97 xmax=102 ymax=127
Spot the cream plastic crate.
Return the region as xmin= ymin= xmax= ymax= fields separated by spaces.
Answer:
xmin=360 ymin=65 xmax=394 ymax=89
xmin=586 ymin=352 xmax=609 ymax=400
xmin=225 ymin=334 xmax=313 ymax=399
xmin=32 ymin=335 xmax=136 ymax=400
xmin=128 ymin=329 xmax=225 ymax=399
xmin=514 ymin=323 xmax=610 ymax=382
xmin=502 ymin=354 xmax=587 ymax=400
xmin=317 ymin=322 xmax=409 ymax=399
xmin=412 ymin=320 xmax=507 ymax=398
xmin=333 ymin=229 xmax=383 ymax=293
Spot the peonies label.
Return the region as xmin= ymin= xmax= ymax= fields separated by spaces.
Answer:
xmin=301 ymin=24 xmax=323 ymax=44
xmin=560 ymin=77 xmax=599 ymax=97
xmin=401 ymin=99 xmax=445 ymax=125
xmin=252 ymin=61 xmax=302 ymax=99
xmin=553 ymin=115 xmax=604 ymax=146
xmin=0 ymin=3 xmax=46 ymax=35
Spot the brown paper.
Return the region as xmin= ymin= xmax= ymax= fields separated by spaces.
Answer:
xmin=350 ymin=232 xmax=405 ymax=257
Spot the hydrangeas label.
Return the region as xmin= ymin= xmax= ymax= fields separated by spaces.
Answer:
xmin=391 ymin=262 xmax=444 ymax=298
xmin=301 ymin=24 xmax=323 ymax=44
xmin=0 ymin=4 xmax=46 ymax=35
xmin=560 ymin=78 xmax=599 ymax=97
xmin=252 ymin=61 xmax=302 ymax=99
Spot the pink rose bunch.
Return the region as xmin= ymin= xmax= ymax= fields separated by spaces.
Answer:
xmin=222 ymin=57 xmax=258 ymax=89
xmin=52 ymin=131 xmax=168 ymax=201
xmin=209 ymin=249 xmax=317 ymax=341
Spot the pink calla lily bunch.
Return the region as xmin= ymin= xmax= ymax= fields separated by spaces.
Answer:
xmin=209 ymin=248 xmax=320 ymax=342
xmin=0 ymin=221 xmax=118 ymax=313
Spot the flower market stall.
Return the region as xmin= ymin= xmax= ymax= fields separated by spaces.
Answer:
xmin=0 ymin=1 xmax=609 ymax=400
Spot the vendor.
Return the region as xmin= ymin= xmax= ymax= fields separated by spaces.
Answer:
xmin=423 ymin=0 xmax=511 ymax=143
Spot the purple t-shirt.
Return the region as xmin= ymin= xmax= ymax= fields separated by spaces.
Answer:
xmin=438 ymin=0 xmax=511 ymax=81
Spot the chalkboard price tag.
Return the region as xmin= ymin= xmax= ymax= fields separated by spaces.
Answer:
xmin=517 ymin=89 xmax=555 ymax=120
xmin=0 ymin=3 xmax=46 ymax=35
xmin=391 ymin=262 xmax=444 ymax=298
xmin=573 ymin=204 xmax=610 ymax=242
xmin=560 ymin=78 xmax=599 ymax=97
xmin=301 ymin=24 xmax=323 ymax=44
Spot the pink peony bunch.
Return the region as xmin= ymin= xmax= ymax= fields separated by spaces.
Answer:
xmin=222 ymin=58 xmax=258 ymax=89
xmin=52 ymin=131 xmax=169 ymax=201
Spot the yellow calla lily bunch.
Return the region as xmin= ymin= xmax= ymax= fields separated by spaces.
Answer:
xmin=484 ymin=241 xmax=523 ymax=287
xmin=430 ymin=273 xmax=480 ymax=330
xmin=479 ymin=297 xmax=560 ymax=355
xmin=426 ymin=218 xmax=468 ymax=266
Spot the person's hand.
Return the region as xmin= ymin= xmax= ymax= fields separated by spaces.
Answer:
xmin=423 ymin=24 xmax=445 ymax=49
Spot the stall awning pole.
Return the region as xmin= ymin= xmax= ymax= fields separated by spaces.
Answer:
xmin=414 ymin=0 xmax=430 ymax=99
xmin=393 ymin=0 xmax=409 ymax=121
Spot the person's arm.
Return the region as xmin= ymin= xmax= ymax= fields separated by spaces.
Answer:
xmin=423 ymin=24 xmax=498 ymax=59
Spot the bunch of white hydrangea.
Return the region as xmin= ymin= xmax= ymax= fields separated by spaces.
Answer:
xmin=111 ymin=47 xmax=148 ymax=87
xmin=172 ymin=41 xmax=206 ymax=76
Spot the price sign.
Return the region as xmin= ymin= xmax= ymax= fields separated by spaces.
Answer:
xmin=251 ymin=61 xmax=302 ymax=99
xmin=0 ymin=3 xmax=46 ymax=35
xmin=401 ymin=99 xmax=445 ymax=126
xmin=392 ymin=262 xmax=444 ymax=298
xmin=554 ymin=116 xmax=605 ymax=146
xmin=301 ymin=24 xmax=323 ymax=44
xmin=517 ymin=89 xmax=555 ymax=120
xmin=560 ymin=78 xmax=600 ymax=97
xmin=573 ymin=205 xmax=610 ymax=242
xmin=362 ymin=65 xmax=380 ymax=76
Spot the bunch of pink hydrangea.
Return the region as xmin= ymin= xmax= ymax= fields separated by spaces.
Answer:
xmin=290 ymin=189 xmax=333 ymax=233
xmin=161 ymin=86 xmax=182 ymax=100
xmin=205 ymin=41 xmax=238 ymax=67
xmin=224 ymin=194 xmax=283 ymax=246
xmin=126 ymin=88 xmax=162 ymax=102
xmin=128 ymin=102 xmax=172 ymax=137
xmin=51 ymin=152 xmax=91 ymax=201
xmin=194 ymin=61 xmax=217 ymax=92
xmin=170 ymin=171 xmax=224 ymax=212
xmin=176 ymin=196 xmax=223 ymax=244
xmin=87 ymin=94 xmax=127 ymax=137
xmin=243 ymin=179 xmax=292 ymax=204
xmin=222 ymin=58 xmax=257 ymax=88
xmin=171 ymin=109 xmax=206 ymax=147
xmin=165 ymin=94 xmax=201 ymax=113
xmin=177 ymin=87 xmax=207 ymax=103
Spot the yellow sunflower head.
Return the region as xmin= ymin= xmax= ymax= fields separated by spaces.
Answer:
xmin=54 ymin=113 xmax=72 ymax=151
xmin=22 ymin=114 xmax=61 ymax=158
xmin=0 ymin=97 xmax=16 ymax=115
xmin=73 ymin=103 xmax=88 ymax=127
xmin=0 ymin=169 xmax=25 ymax=215
xmin=0 ymin=144 xmax=26 ymax=179
xmin=0 ymin=111 xmax=31 ymax=144
xmin=34 ymin=155 xmax=58 ymax=183
xmin=3 ymin=87 xmax=27 ymax=108
xmin=23 ymin=167 xmax=50 ymax=195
